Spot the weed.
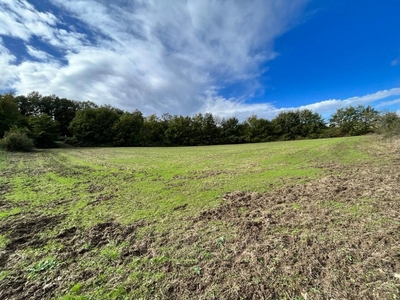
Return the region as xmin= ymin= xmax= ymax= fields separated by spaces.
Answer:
xmin=193 ymin=266 xmax=202 ymax=275
xmin=216 ymin=236 xmax=225 ymax=247
xmin=0 ymin=234 xmax=9 ymax=247
xmin=27 ymin=258 xmax=57 ymax=279
xmin=70 ymin=283 xmax=83 ymax=295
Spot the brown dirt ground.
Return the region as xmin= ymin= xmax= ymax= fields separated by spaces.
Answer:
xmin=0 ymin=141 xmax=399 ymax=299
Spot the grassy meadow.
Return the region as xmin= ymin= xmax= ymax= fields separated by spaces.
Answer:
xmin=0 ymin=136 xmax=399 ymax=299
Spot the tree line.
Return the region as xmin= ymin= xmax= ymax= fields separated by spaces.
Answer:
xmin=1 ymin=91 xmax=399 ymax=151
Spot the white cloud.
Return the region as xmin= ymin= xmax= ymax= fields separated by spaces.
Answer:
xmin=202 ymin=88 xmax=400 ymax=120
xmin=0 ymin=0 xmax=310 ymax=115
xmin=2 ymin=0 xmax=399 ymax=121
xmin=376 ymin=98 xmax=400 ymax=108
xmin=392 ymin=57 xmax=400 ymax=66
xmin=0 ymin=38 xmax=17 ymax=87
xmin=0 ymin=0 xmax=57 ymax=41
xmin=296 ymin=88 xmax=400 ymax=113
xmin=26 ymin=45 xmax=53 ymax=60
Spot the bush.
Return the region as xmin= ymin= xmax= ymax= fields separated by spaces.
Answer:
xmin=0 ymin=127 xmax=34 ymax=152
xmin=376 ymin=111 xmax=400 ymax=138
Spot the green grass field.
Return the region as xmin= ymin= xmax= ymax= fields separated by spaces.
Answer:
xmin=1 ymin=136 xmax=399 ymax=299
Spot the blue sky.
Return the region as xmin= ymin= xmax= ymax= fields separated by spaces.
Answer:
xmin=0 ymin=0 xmax=399 ymax=120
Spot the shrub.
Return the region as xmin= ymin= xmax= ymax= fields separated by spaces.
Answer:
xmin=376 ymin=111 xmax=400 ymax=138
xmin=0 ymin=127 xmax=34 ymax=152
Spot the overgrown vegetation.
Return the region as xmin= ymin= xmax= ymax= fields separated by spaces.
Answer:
xmin=1 ymin=91 xmax=399 ymax=151
xmin=0 ymin=127 xmax=34 ymax=152
xmin=0 ymin=136 xmax=399 ymax=299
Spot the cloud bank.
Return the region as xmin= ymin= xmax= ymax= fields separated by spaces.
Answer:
xmin=1 ymin=0 xmax=399 ymax=120
xmin=0 ymin=0 xmax=308 ymax=114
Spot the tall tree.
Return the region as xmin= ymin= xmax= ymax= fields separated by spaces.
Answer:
xmin=0 ymin=93 xmax=23 ymax=138
xmin=69 ymin=106 xmax=120 ymax=146
xmin=272 ymin=111 xmax=301 ymax=140
xmin=244 ymin=115 xmax=272 ymax=142
xmin=329 ymin=105 xmax=379 ymax=136
xmin=53 ymin=98 xmax=80 ymax=137
xmin=28 ymin=114 xmax=60 ymax=148
xmin=202 ymin=113 xmax=220 ymax=145
xmin=298 ymin=109 xmax=326 ymax=138
xmin=113 ymin=110 xmax=144 ymax=146
xmin=140 ymin=114 xmax=168 ymax=146
xmin=220 ymin=117 xmax=244 ymax=144
xmin=165 ymin=115 xmax=192 ymax=146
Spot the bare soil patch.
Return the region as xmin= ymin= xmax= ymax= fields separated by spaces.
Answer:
xmin=179 ymin=161 xmax=400 ymax=299
xmin=0 ymin=219 xmax=149 ymax=300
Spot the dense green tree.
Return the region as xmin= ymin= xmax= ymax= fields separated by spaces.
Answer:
xmin=244 ymin=115 xmax=273 ymax=142
xmin=376 ymin=111 xmax=400 ymax=137
xmin=28 ymin=114 xmax=60 ymax=148
xmin=272 ymin=111 xmax=301 ymax=140
xmin=298 ymin=109 xmax=326 ymax=138
xmin=140 ymin=114 xmax=168 ymax=146
xmin=190 ymin=113 xmax=205 ymax=145
xmin=37 ymin=95 xmax=57 ymax=116
xmin=15 ymin=91 xmax=42 ymax=116
xmin=53 ymin=98 xmax=80 ymax=137
xmin=220 ymin=117 xmax=244 ymax=144
xmin=69 ymin=106 xmax=120 ymax=146
xmin=0 ymin=93 xmax=23 ymax=138
xmin=271 ymin=110 xmax=325 ymax=140
xmin=202 ymin=113 xmax=220 ymax=145
xmin=329 ymin=105 xmax=379 ymax=136
xmin=165 ymin=115 xmax=193 ymax=146
xmin=113 ymin=110 xmax=144 ymax=146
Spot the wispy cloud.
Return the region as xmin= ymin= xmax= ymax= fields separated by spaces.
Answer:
xmin=0 ymin=0 xmax=309 ymax=114
xmin=202 ymin=88 xmax=400 ymax=120
xmin=0 ymin=0 xmax=57 ymax=41
xmin=296 ymin=88 xmax=400 ymax=113
xmin=26 ymin=45 xmax=53 ymax=60
xmin=0 ymin=37 xmax=17 ymax=88
xmin=392 ymin=57 xmax=400 ymax=66
xmin=376 ymin=98 xmax=400 ymax=108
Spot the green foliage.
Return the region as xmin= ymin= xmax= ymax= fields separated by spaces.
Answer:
xmin=220 ymin=117 xmax=245 ymax=144
xmin=244 ymin=115 xmax=273 ymax=142
xmin=0 ymin=93 xmax=23 ymax=138
xmin=53 ymin=97 xmax=81 ymax=137
xmin=113 ymin=110 xmax=144 ymax=146
xmin=272 ymin=109 xmax=325 ymax=140
xmin=164 ymin=115 xmax=193 ymax=146
xmin=376 ymin=111 xmax=400 ymax=137
xmin=70 ymin=282 xmax=83 ymax=295
xmin=28 ymin=114 xmax=60 ymax=148
xmin=0 ymin=126 xmax=34 ymax=152
xmin=140 ymin=114 xmax=168 ymax=146
xmin=27 ymin=258 xmax=57 ymax=279
xmin=1 ymin=91 xmax=396 ymax=148
xmin=329 ymin=105 xmax=379 ymax=136
xmin=69 ymin=106 xmax=120 ymax=146
xmin=14 ymin=92 xmax=87 ymax=137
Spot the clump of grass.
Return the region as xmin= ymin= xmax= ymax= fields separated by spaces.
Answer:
xmin=27 ymin=258 xmax=57 ymax=279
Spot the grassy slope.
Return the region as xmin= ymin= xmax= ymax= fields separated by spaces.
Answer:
xmin=3 ymin=136 xmax=370 ymax=226
xmin=0 ymin=136 xmax=398 ymax=299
